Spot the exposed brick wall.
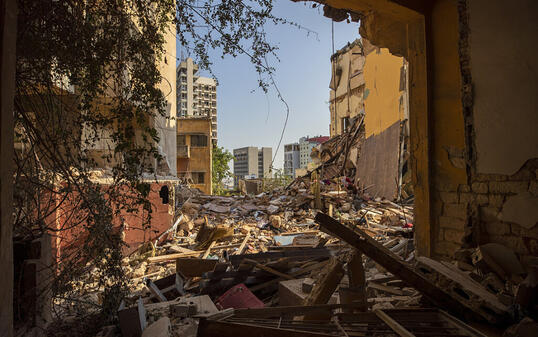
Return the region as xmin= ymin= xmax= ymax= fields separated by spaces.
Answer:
xmin=434 ymin=158 xmax=538 ymax=261
xmin=430 ymin=0 xmax=538 ymax=262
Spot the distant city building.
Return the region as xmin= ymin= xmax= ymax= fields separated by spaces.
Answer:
xmin=299 ymin=136 xmax=329 ymax=168
xmin=177 ymin=57 xmax=218 ymax=145
xmin=283 ymin=143 xmax=300 ymax=177
xmin=177 ymin=116 xmax=212 ymax=195
xmin=233 ymin=147 xmax=272 ymax=186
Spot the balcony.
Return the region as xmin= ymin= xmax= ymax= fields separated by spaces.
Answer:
xmin=177 ymin=145 xmax=190 ymax=158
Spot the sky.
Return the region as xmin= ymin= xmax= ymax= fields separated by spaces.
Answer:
xmin=176 ymin=1 xmax=360 ymax=171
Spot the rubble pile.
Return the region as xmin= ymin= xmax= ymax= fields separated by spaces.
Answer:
xmin=80 ymin=127 xmax=533 ymax=336
xmin=84 ymin=178 xmax=533 ymax=337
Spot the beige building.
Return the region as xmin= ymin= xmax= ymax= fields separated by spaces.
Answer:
xmin=177 ymin=117 xmax=212 ymax=195
xmin=233 ymin=147 xmax=272 ymax=186
xmin=177 ymin=58 xmax=218 ymax=145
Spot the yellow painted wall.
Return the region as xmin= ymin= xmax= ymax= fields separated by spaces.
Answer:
xmin=177 ymin=118 xmax=212 ymax=194
xmin=363 ymin=48 xmax=405 ymax=138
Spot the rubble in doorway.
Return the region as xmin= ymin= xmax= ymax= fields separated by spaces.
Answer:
xmin=56 ymin=177 xmax=526 ymax=337
xmin=53 ymin=121 xmax=532 ymax=337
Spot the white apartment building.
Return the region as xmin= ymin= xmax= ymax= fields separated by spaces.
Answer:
xmin=283 ymin=143 xmax=300 ymax=177
xmin=177 ymin=57 xmax=218 ymax=144
xmin=299 ymin=136 xmax=329 ymax=168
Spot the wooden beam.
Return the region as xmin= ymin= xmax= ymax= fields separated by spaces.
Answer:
xmin=235 ymin=232 xmax=250 ymax=255
xmin=341 ymin=250 xmax=367 ymax=311
xmin=303 ymin=257 xmax=344 ymax=320
xmin=314 ymin=212 xmax=479 ymax=320
xmin=374 ymin=309 xmax=415 ymax=337
xmin=202 ymin=241 xmax=216 ymax=259
xmin=243 ymin=259 xmax=294 ymax=280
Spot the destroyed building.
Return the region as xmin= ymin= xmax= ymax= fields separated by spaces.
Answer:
xmin=177 ymin=117 xmax=213 ymax=195
xmin=1 ymin=0 xmax=538 ymax=336
xmin=330 ymin=37 xmax=411 ymax=200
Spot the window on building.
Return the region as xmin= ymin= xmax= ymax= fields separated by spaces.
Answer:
xmin=177 ymin=135 xmax=186 ymax=145
xmin=342 ymin=117 xmax=350 ymax=132
xmin=190 ymin=134 xmax=208 ymax=147
xmin=192 ymin=172 xmax=205 ymax=184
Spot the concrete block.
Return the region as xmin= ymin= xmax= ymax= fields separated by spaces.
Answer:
xmin=476 ymin=194 xmax=489 ymax=206
xmin=433 ymin=241 xmax=460 ymax=257
xmin=489 ymin=181 xmax=528 ymax=194
xmin=458 ymin=184 xmax=471 ymax=193
xmin=142 ymin=317 xmax=170 ymax=337
xmin=472 ymin=182 xmax=489 ymax=194
xmin=278 ymin=278 xmax=337 ymax=306
xmin=488 ymin=194 xmax=505 ymax=208
xmin=459 ymin=192 xmax=474 ymax=204
xmin=443 ymin=204 xmax=467 ymax=220
xmin=444 ymin=228 xmax=465 ymax=244
xmin=480 ymin=206 xmax=501 ymax=222
xmin=439 ymin=192 xmax=459 ymax=204
xmin=500 ymin=192 xmax=538 ymax=229
xmin=439 ymin=216 xmax=466 ymax=231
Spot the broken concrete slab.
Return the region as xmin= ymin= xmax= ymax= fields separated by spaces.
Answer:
xmin=141 ymin=317 xmax=171 ymax=337
xmin=500 ymin=192 xmax=538 ymax=229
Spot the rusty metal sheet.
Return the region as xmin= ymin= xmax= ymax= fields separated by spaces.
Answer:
xmin=356 ymin=121 xmax=400 ymax=200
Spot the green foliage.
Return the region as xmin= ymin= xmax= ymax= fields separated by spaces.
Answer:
xmin=13 ymin=0 xmax=298 ymax=328
xmin=212 ymin=145 xmax=234 ymax=195
xmin=262 ymin=168 xmax=293 ymax=192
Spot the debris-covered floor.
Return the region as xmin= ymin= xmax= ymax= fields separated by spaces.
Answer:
xmin=49 ymin=175 xmax=531 ymax=337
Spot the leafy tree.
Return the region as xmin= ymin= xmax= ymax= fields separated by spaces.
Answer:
xmin=212 ymin=145 xmax=234 ymax=194
xmin=13 ymin=0 xmax=303 ymax=330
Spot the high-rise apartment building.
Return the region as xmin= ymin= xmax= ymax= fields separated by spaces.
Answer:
xmin=283 ymin=143 xmax=300 ymax=177
xmin=299 ymin=136 xmax=329 ymax=168
xmin=177 ymin=57 xmax=218 ymax=144
xmin=233 ymin=147 xmax=272 ymax=185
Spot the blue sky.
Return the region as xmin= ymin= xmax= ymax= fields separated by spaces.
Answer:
xmin=176 ymin=1 xmax=359 ymax=170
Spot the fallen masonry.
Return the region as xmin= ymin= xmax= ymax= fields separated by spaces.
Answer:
xmin=43 ymin=176 xmax=531 ymax=337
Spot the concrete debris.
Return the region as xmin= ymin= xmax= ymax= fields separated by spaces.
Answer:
xmin=77 ymin=172 xmax=529 ymax=336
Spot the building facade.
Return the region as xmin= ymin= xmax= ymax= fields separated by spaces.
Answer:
xmin=283 ymin=143 xmax=300 ymax=177
xmin=177 ymin=117 xmax=212 ymax=195
xmin=177 ymin=57 xmax=218 ymax=144
xmin=299 ymin=136 xmax=329 ymax=169
xmin=233 ymin=147 xmax=272 ymax=185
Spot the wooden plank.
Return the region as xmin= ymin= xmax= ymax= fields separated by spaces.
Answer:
xmin=303 ymin=257 xmax=344 ymax=320
xmin=243 ymin=259 xmax=294 ymax=280
xmin=176 ymin=258 xmax=218 ymax=278
xmin=229 ymin=248 xmax=334 ymax=266
xmin=146 ymin=280 xmax=167 ymax=302
xmin=249 ymin=260 xmax=329 ymax=292
xmin=368 ymin=282 xmax=404 ymax=296
xmin=148 ymin=251 xmax=204 ymax=263
xmin=374 ymin=309 xmax=416 ymax=337
xmin=314 ymin=212 xmax=483 ymax=321
xmin=202 ymin=241 xmax=216 ymax=259
xmin=341 ymin=250 xmax=367 ymax=311
xmin=235 ymin=232 xmax=250 ymax=255
xmin=416 ymin=256 xmax=509 ymax=315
